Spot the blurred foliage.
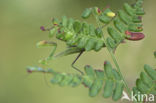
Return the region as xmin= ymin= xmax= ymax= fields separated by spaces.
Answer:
xmin=0 ymin=0 xmax=156 ymax=103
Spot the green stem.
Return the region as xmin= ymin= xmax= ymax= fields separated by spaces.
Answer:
xmin=112 ymin=53 xmax=143 ymax=103
xmin=94 ymin=15 xmax=136 ymax=101
xmin=104 ymin=34 xmax=140 ymax=103
xmin=102 ymin=36 xmax=132 ymax=97
xmin=109 ymin=50 xmax=131 ymax=95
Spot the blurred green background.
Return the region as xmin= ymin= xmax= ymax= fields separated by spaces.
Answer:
xmin=0 ymin=0 xmax=156 ymax=103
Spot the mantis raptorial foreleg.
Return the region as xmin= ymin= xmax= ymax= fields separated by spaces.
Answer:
xmin=37 ymin=41 xmax=57 ymax=65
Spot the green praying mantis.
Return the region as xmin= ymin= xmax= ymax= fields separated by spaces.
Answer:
xmin=37 ymin=1 xmax=145 ymax=75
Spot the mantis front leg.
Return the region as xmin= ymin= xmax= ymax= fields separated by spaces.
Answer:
xmin=47 ymin=43 xmax=57 ymax=61
xmin=37 ymin=40 xmax=57 ymax=65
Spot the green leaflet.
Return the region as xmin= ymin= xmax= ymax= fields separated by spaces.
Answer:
xmin=136 ymin=79 xmax=149 ymax=93
xmin=107 ymin=26 xmax=122 ymax=43
xmin=95 ymin=28 xmax=103 ymax=38
xmin=77 ymin=37 xmax=89 ymax=49
xmin=144 ymin=64 xmax=156 ymax=80
xmin=84 ymin=65 xmax=96 ymax=78
xmin=99 ymin=8 xmax=114 ymax=24
xmin=134 ymin=63 xmax=156 ymax=96
xmin=89 ymin=24 xmax=96 ymax=36
xmin=95 ymin=40 xmax=104 ymax=51
xmin=70 ymin=75 xmax=82 ymax=87
xmin=73 ymin=20 xmax=82 ymax=33
xmin=112 ymin=82 xmax=124 ymax=101
xmin=89 ymin=79 xmax=103 ymax=97
xmin=83 ymin=64 xmax=124 ymax=99
xmin=104 ymin=61 xmax=114 ymax=79
xmin=59 ymin=74 xmax=73 ymax=86
xmin=118 ymin=10 xmax=132 ymax=25
xmin=133 ymin=0 xmax=143 ymax=9
xmin=85 ymin=38 xmax=96 ymax=51
xmin=128 ymin=23 xmax=143 ymax=32
xmin=83 ymin=76 xmax=94 ymax=88
xmin=132 ymin=87 xmax=140 ymax=101
xmin=82 ymin=22 xmax=90 ymax=35
xmin=106 ymin=37 xmax=116 ymax=49
xmin=123 ymin=3 xmax=135 ymax=16
xmin=132 ymin=15 xmax=142 ymax=23
xmin=51 ymin=73 xmax=81 ymax=87
xmin=151 ymin=89 xmax=156 ymax=95
xmin=112 ymin=69 xmax=121 ymax=80
xmin=77 ymin=36 xmax=103 ymax=51
xmin=83 ymin=66 xmax=101 ymax=88
xmin=95 ymin=70 xmax=105 ymax=80
xmin=103 ymin=79 xmax=114 ymax=98
xmin=136 ymin=8 xmax=145 ymax=15
xmin=114 ymin=18 xmax=127 ymax=33
xmin=140 ymin=72 xmax=153 ymax=88
xmin=51 ymin=73 xmax=64 ymax=84
xmin=99 ymin=15 xmax=111 ymax=24
xmin=81 ymin=8 xmax=92 ymax=19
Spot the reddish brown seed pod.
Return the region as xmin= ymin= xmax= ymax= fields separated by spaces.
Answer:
xmin=125 ymin=30 xmax=145 ymax=41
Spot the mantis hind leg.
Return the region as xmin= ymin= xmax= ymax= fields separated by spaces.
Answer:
xmin=71 ymin=51 xmax=84 ymax=75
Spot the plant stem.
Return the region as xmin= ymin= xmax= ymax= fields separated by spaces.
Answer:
xmin=101 ymin=35 xmax=132 ymax=97
xmin=109 ymin=50 xmax=131 ymax=95
xmin=95 ymin=15 xmax=133 ymax=101
xmin=105 ymin=38 xmax=141 ymax=103
xmin=96 ymin=17 xmax=142 ymax=103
